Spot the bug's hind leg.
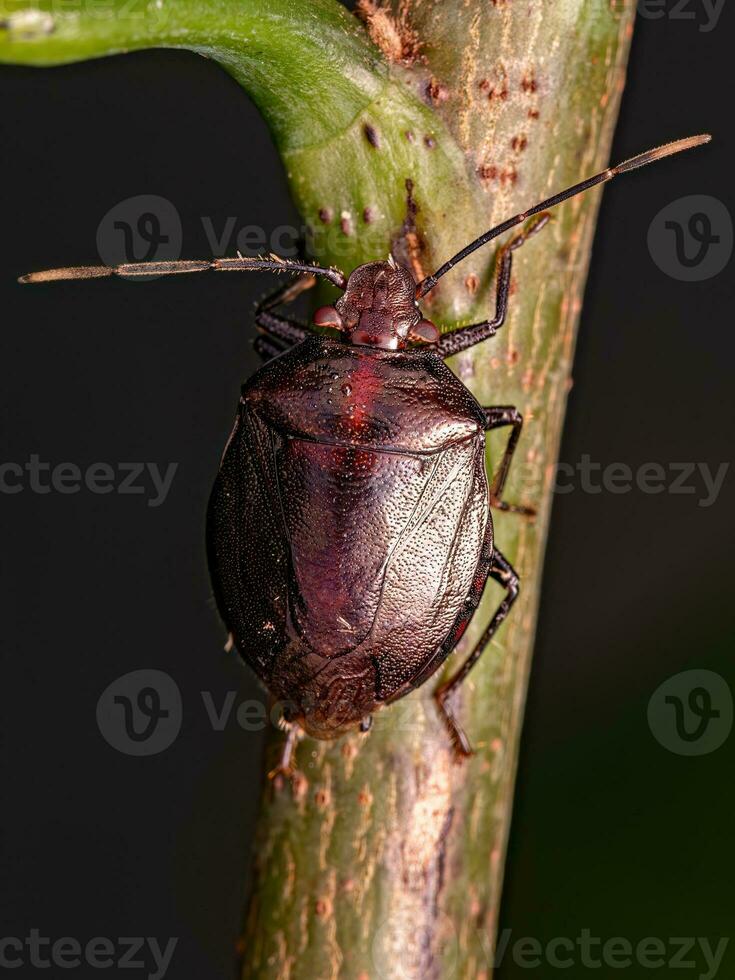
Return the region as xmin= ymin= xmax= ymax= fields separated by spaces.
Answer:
xmin=268 ymin=720 xmax=303 ymax=785
xmin=434 ymin=548 xmax=520 ymax=759
xmin=484 ymin=405 xmax=536 ymax=517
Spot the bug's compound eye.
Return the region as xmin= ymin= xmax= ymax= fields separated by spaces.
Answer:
xmin=409 ymin=318 xmax=440 ymax=344
xmin=313 ymin=305 xmax=344 ymax=330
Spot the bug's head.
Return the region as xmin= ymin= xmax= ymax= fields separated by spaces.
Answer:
xmin=313 ymin=258 xmax=438 ymax=350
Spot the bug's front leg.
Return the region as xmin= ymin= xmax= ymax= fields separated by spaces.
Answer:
xmin=484 ymin=405 xmax=536 ymax=517
xmin=434 ymin=213 xmax=551 ymax=358
xmin=253 ymin=273 xmax=316 ymax=362
xmin=435 ymin=548 xmax=520 ymax=759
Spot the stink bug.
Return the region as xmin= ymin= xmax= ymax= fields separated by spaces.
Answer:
xmin=20 ymin=135 xmax=710 ymax=774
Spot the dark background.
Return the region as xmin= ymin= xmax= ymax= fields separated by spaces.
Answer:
xmin=1 ymin=4 xmax=733 ymax=978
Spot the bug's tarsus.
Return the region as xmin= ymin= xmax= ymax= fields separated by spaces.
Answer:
xmin=417 ymin=133 xmax=712 ymax=297
xmin=260 ymin=271 xmax=317 ymax=310
xmin=436 ymin=694 xmax=474 ymax=761
xmin=507 ymin=210 xmax=551 ymax=251
xmin=268 ymin=721 xmax=302 ymax=785
xmin=489 ymin=498 xmax=536 ymax=517
xmin=434 ymin=213 xmax=551 ymax=358
xmin=19 ymin=255 xmax=348 ymax=290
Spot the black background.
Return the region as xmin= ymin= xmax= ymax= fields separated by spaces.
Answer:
xmin=1 ymin=4 xmax=733 ymax=978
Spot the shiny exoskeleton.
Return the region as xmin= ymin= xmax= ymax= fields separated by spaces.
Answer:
xmin=209 ymin=333 xmax=494 ymax=733
xmin=19 ymin=136 xmax=710 ymax=770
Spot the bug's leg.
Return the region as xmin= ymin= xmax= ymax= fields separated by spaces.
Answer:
xmin=253 ymin=334 xmax=289 ymax=364
xmin=254 ymin=272 xmax=316 ymax=349
xmin=434 ymin=548 xmax=520 ymax=759
xmin=435 ymin=213 xmax=550 ymax=359
xmin=484 ymin=406 xmax=536 ymax=517
xmin=268 ymin=721 xmax=302 ymax=783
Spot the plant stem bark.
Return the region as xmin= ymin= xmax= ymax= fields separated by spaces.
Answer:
xmin=241 ymin=6 xmax=636 ymax=978
xmin=0 ymin=2 xmax=636 ymax=975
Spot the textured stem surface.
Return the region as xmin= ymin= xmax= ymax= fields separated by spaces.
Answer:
xmin=243 ymin=6 xmax=635 ymax=978
xmin=0 ymin=1 xmax=636 ymax=976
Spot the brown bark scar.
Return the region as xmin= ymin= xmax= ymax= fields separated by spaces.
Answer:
xmin=391 ymin=178 xmax=428 ymax=286
xmin=425 ymin=76 xmax=449 ymax=105
xmin=521 ymin=70 xmax=538 ymax=93
xmin=355 ymin=0 xmax=423 ymax=65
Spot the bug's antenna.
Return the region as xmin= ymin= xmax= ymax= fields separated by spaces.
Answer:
xmin=19 ymin=254 xmax=348 ymax=290
xmin=416 ymin=134 xmax=712 ymax=298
